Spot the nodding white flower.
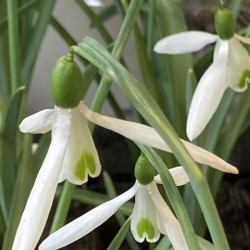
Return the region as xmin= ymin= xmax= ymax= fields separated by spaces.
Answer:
xmin=154 ymin=31 xmax=250 ymax=141
xmin=13 ymin=102 xmax=101 ymax=250
xmin=14 ymin=99 xmax=238 ymax=250
xmin=39 ymin=167 xmax=189 ymax=250
xmin=84 ymin=0 xmax=103 ymax=7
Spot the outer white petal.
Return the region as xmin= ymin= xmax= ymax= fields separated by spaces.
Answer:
xmin=234 ymin=33 xmax=250 ymax=45
xmin=80 ymin=104 xmax=238 ymax=174
xmin=227 ymin=37 xmax=250 ymax=91
xmin=12 ymin=109 xmax=71 ymax=250
xmin=130 ymin=183 xmax=160 ymax=243
xmin=154 ymin=166 xmax=189 ymax=186
xmin=59 ymin=106 xmax=101 ymax=185
xmin=187 ymin=41 xmax=229 ymax=141
xmin=148 ymin=182 xmax=188 ymax=250
xmin=39 ymin=183 xmax=138 ymax=250
xmin=19 ymin=109 xmax=53 ymax=134
xmin=154 ymin=31 xmax=218 ymax=54
xmin=84 ymin=0 xmax=103 ymax=7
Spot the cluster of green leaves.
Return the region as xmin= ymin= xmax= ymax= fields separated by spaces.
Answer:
xmin=0 ymin=0 xmax=249 ymax=249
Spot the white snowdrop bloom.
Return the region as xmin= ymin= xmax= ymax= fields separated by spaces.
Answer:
xmin=39 ymin=166 xmax=189 ymax=250
xmin=12 ymin=103 xmax=101 ymax=250
xmin=154 ymin=10 xmax=250 ymax=141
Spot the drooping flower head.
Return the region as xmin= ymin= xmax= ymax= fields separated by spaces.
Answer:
xmin=12 ymin=52 xmax=101 ymax=250
xmin=154 ymin=7 xmax=250 ymax=141
xmin=39 ymin=154 xmax=189 ymax=250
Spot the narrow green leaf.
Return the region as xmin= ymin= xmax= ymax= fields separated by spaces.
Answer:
xmin=155 ymin=0 xmax=192 ymax=136
xmin=2 ymin=135 xmax=35 ymax=250
xmin=0 ymin=87 xmax=25 ymax=223
xmin=107 ymin=217 xmax=131 ymax=250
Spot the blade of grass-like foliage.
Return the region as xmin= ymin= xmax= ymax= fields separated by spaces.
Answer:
xmin=74 ymin=0 xmax=113 ymax=44
xmin=155 ymin=0 xmax=192 ymax=136
xmin=229 ymin=0 xmax=243 ymax=17
xmin=0 ymin=0 xmax=47 ymax=34
xmin=73 ymin=37 xmax=230 ymax=249
xmin=103 ymin=171 xmax=139 ymax=250
xmin=22 ymin=0 xmax=55 ymax=87
xmin=133 ymin=24 xmax=162 ymax=107
xmin=0 ymin=87 xmax=25 ymax=223
xmin=7 ymin=0 xmax=22 ymax=94
xmin=107 ymin=217 xmax=131 ymax=250
xmin=69 ymin=188 xmax=134 ymax=216
xmin=2 ymin=135 xmax=35 ymax=250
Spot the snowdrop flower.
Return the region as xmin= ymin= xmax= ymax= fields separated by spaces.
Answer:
xmin=12 ymin=54 xmax=101 ymax=250
xmin=39 ymin=156 xmax=189 ymax=250
xmin=154 ymin=8 xmax=250 ymax=141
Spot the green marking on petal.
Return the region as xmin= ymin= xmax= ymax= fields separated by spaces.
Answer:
xmin=137 ymin=217 xmax=155 ymax=240
xmin=75 ymin=151 xmax=96 ymax=180
xmin=238 ymin=69 xmax=250 ymax=89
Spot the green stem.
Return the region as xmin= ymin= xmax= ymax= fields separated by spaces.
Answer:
xmin=107 ymin=217 xmax=131 ymax=250
xmin=89 ymin=0 xmax=144 ymax=130
xmin=50 ymin=182 xmax=75 ymax=233
xmin=7 ymin=0 xmax=22 ymax=94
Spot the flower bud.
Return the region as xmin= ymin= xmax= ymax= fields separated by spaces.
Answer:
xmin=134 ymin=154 xmax=155 ymax=185
xmin=214 ymin=8 xmax=236 ymax=40
xmin=50 ymin=53 xmax=84 ymax=108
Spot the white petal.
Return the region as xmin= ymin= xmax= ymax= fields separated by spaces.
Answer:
xmin=234 ymin=33 xmax=250 ymax=45
xmin=39 ymin=183 xmax=138 ymax=250
xmin=59 ymin=106 xmax=101 ymax=185
xmin=130 ymin=183 xmax=160 ymax=243
xmin=154 ymin=31 xmax=218 ymax=54
xmin=148 ymin=182 xmax=188 ymax=250
xmin=84 ymin=0 xmax=103 ymax=7
xmin=12 ymin=109 xmax=71 ymax=250
xmin=19 ymin=109 xmax=53 ymax=134
xmin=154 ymin=166 xmax=189 ymax=186
xmin=227 ymin=38 xmax=250 ymax=91
xmin=187 ymin=41 xmax=229 ymax=141
xmin=80 ymin=103 xmax=238 ymax=174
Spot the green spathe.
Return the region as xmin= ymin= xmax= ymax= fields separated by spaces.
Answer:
xmin=137 ymin=217 xmax=155 ymax=240
xmin=215 ymin=8 xmax=235 ymax=40
xmin=75 ymin=151 xmax=96 ymax=180
xmin=134 ymin=154 xmax=155 ymax=185
xmin=50 ymin=53 xmax=84 ymax=108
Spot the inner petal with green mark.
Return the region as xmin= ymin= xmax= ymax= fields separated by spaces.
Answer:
xmin=136 ymin=217 xmax=155 ymax=240
xmin=74 ymin=151 xmax=96 ymax=180
xmin=238 ymin=69 xmax=250 ymax=89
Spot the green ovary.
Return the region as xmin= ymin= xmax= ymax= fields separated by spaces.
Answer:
xmin=137 ymin=217 xmax=155 ymax=240
xmin=238 ymin=69 xmax=250 ymax=89
xmin=74 ymin=151 xmax=96 ymax=180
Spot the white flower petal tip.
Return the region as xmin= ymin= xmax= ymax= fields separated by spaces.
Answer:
xmin=19 ymin=109 xmax=53 ymax=134
xmin=84 ymin=0 xmax=103 ymax=7
xmin=80 ymin=104 xmax=238 ymax=174
xmin=154 ymin=167 xmax=190 ymax=186
xmin=39 ymin=183 xmax=139 ymax=250
xmin=154 ymin=31 xmax=218 ymax=54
